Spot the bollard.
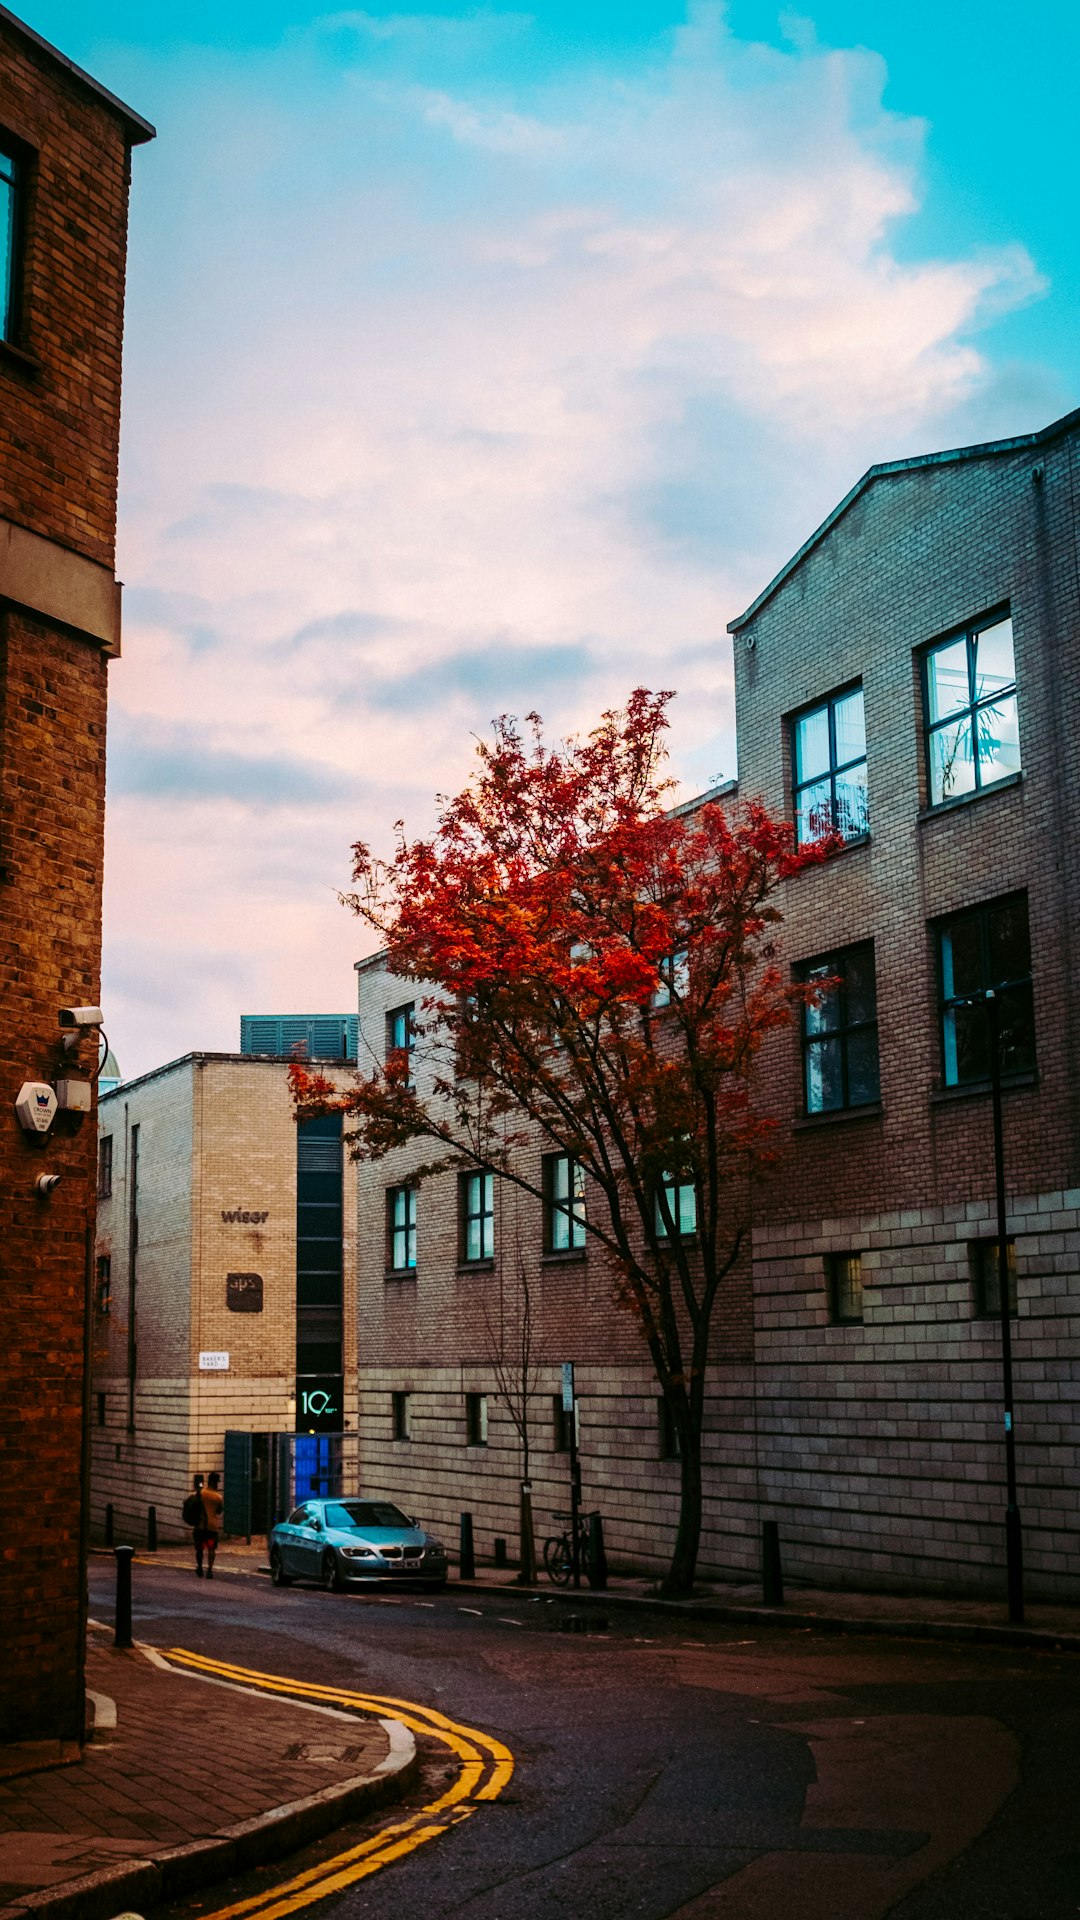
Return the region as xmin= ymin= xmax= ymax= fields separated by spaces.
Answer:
xmin=493 ymin=1536 xmax=508 ymax=1569
xmin=587 ymin=1510 xmax=608 ymax=1590
xmin=104 ymin=1502 xmax=114 ymax=1548
xmin=147 ymin=1505 xmax=157 ymax=1552
xmin=762 ymin=1518 xmax=784 ymax=1606
xmin=459 ymin=1511 xmax=476 ymax=1581
xmin=114 ymin=1544 xmax=134 ymax=1649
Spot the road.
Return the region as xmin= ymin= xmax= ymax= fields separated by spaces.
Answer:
xmin=88 ymin=1558 xmax=1080 ymax=1920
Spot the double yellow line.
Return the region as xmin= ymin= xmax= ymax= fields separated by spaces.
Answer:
xmin=162 ymin=1648 xmax=514 ymax=1920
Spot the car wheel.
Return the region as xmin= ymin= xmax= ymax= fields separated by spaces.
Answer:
xmin=321 ymin=1551 xmax=343 ymax=1594
xmin=270 ymin=1548 xmax=291 ymax=1588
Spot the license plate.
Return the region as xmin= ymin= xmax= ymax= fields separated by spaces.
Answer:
xmin=401 ymin=1558 xmax=421 ymax=1569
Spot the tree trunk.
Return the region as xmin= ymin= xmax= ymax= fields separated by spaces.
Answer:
xmin=659 ymin=1391 xmax=702 ymax=1597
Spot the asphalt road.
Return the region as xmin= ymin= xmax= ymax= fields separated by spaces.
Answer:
xmin=88 ymin=1559 xmax=1080 ymax=1920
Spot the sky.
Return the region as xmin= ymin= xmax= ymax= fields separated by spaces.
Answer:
xmin=19 ymin=1 xmax=1080 ymax=1080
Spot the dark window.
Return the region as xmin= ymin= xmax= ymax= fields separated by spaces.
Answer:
xmin=387 ymin=1003 xmax=414 ymax=1054
xmin=971 ymin=1239 xmax=1018 ymax=1318
xmin=655 ymin=1172 xmax=697 ymax=1238
xmin=924 ymin=614 xmax=1019 ymax=806
xmin=798 ymin=942 xmax=880 ymax=1113
xmin=94 ymin=1254 xmax=112 ymax=1315
xmin=937 ymin=895 xmax=1035 ymax=1086
xmin=552 ymin=1396 xmax=574 ymax=1452
xmin=392 ymin=1390 xmax=412 ymax=1440
xmin=792 ymin=685 xmax=868 ymax=845
xmin=97 ymin=1135 xmax=113 ymax=1199
xmin=658 ymin=1397 xmax=681 ymax=1459
xmin=387 ymin=1184 xmax=417 ymax=1272
xmin=0 ymin=141 xmax=21 ymax=345
xmin=465 ymin=1392 xmax=488 ymax=1446
xmin=460 ymin=1170 xmax=494 ymax=1262
xmin=543 ymin=1154 xmax=586 ymax=1253
xmin=827 ymin=1253 xmax=863 ymax=1324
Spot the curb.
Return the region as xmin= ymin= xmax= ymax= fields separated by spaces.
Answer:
xmin=448 ymin=1576 xmax=1080 ymax=1654
xmin=0 ymin=1717 xmax=419 ymax=1920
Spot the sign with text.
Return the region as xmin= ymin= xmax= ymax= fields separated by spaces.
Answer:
xmin=199 ymin=1351 xmax=230 ymax=1372
xmin=226 ymin=1272 xmax=264 ymax=1313
xmin=296 ymin=1374 xmax=344 ymax=1434
xmin=561 ymin=1361 xmax=575 ymax=1412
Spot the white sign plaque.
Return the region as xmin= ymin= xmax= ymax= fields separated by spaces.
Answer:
xmin=561 ymin=1361 xmax=575 ymax=1412
xmin=199 ymin=1351 xmax=230 ymax=1372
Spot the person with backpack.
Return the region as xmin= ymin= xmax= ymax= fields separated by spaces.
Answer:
xmin=183 ymin=1471 xmax=224 ymax=1578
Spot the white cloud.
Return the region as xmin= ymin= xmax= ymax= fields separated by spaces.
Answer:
xmin=105 ymin=5 xmax=1045 ymax=1078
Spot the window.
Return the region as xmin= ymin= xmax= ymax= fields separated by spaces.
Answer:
xmin=392 ymin=1390 xmax=412 ymax=1440
xmin=460 ymin=1170 xmax=494 ymax=1263
xmin=544 ymin=1154 xmax=586 ymax=1253
xmin=655 ymin=1172 xmax=697 ymax=1238
xmin=94 ymin=1255 xmax=112 ymax=1315
xmin=97 ymin=1135 xmax=113 ymax=1199
xmin=827 ymin=1253 xmax=863 ymax=1324
xmin=0 ymin=141 xmax=21 ymax=345
xmin=924 ymin=613 xmax=1019 ymax=806
xmin=386 ymin=1003 xmax=415 ymax=1082
xmin=387 ymin=1184 xmax=417 ymax=1272
xmin=937 ymin=895 xmax=1035 ymax=1087
xmin=971 ymin=1239 xmax=1018 ymax=1318
xmin=465 ymin=1392 xmax=488 ymax=1446
xmin=652 ymin=949 xmax=690 ymax=1009
xmin=798 ymin=942 xmax=880 ymax=1114
xmin=658 ymin=1397 xmax=681 ymax=1459
xmin=792 ymin=685 xmax=868 ymax=845
xmin=552 ymin=1395 xmax=574 ymax=1452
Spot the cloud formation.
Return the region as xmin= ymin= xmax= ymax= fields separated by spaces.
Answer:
xmin=105 ymin=4 xmax=1047 ymax=1077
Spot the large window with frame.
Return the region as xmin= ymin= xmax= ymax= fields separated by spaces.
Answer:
xmin=654 ymin=1171 xmax=697 ymax=1239
xmin=460 ymin=1170 xmax=494 ymax=1263
xmin=791 ymin=685 xmax=867 ymax=846
xmin=1 ymin=142 xmax=20 ymax=344
xmin=797 ymin=942 xmax=880 ymax=1113
xmin=543 ymin=1153 xmax=586 ymax=1253
xmin=827 ymin=1253 xmax=864 ymax=1325
xmin=923 ymin=612 xmax=1019 ymax=806
xmin=386 ymin=1184 xmax=417 ymax=1272
xmin=936 ymin=894 xmax=1035 ymax=1087
xmin=970 ymin=1239 xmax=1018 ymax=1319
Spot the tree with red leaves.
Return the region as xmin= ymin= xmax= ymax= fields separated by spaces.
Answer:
xmin=292 ymin=690 xmax=830 ymax=1596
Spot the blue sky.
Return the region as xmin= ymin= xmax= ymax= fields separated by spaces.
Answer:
xmin=16 ymin=1 xmax=1078 ymax=1076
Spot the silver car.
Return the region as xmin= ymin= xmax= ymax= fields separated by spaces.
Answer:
xmin=269 ymin=1497 xmax=448 ymax=1592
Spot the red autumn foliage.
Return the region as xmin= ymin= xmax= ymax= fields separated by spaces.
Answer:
xmin=291 ymin=689 xmax=835 ymax=1594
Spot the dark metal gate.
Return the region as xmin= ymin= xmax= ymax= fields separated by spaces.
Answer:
xmin=224 ymin=1430 xmax=356 ymax=1539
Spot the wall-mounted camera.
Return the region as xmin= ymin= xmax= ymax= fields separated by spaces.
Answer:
xmin=59 ymin=1006 xmax=104 ymax=1028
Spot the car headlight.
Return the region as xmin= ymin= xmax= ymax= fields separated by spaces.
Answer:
xmin=340 ymin=1546 xmax=379 ymax=1559
xmin=424 ymin=1542 xmax=445 ymax=1557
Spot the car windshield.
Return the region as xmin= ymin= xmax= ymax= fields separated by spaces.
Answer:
xmin=324 ymin=1501 xmax=413 ymax=1530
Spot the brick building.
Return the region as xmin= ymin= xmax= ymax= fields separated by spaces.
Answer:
xmin=92 ymin=1048 xmax=359 ymax=1545
xmin=0 ymin=10 xmax=151 ymax=1751
xmin=353 ymin=406 xmax=1080 ymax=1598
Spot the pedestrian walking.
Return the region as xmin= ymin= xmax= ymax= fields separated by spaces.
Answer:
xmin=192 ymin=1470 xmax=224 ymax=1578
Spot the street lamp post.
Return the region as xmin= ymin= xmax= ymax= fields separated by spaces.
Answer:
xmin=984 ymin=988 xmax=1024 ymax=1625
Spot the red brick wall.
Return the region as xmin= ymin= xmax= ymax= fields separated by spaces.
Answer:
xmin=0 ymin=20 xmax=143 ymax=1744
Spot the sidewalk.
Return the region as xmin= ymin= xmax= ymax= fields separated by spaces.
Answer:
xmin=0 ymin=1622 xmax=417 ymax=1920
xmin=116 ymin=1540 xmax=1080 ymax=1651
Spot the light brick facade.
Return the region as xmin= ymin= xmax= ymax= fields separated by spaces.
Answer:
xmin=92 ymin=1055 xmax=358 ymax=1544
xmin=0 ymin=14 xmax=151 ymax=1748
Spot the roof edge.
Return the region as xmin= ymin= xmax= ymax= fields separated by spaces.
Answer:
xmin=727 ymin=403 xmax=1080 ymax=634
xmin=0 ymin=5 xmax=155 ymax=142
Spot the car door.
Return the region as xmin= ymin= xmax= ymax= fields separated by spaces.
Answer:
xmin=295 ymin=1504 xmax=325 ymax=1578
xmin=281 ymin=1505 xmax=312 ymax=1576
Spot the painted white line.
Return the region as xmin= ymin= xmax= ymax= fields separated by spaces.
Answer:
xmin=457 ymin=1607 xmax=483 ymax=1617
xmin=495 ymin=1618 xmax=524 ymax=1628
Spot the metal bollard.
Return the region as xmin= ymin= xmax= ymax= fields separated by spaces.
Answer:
xmin=587 ymin=1510 xmax=608 ymax=1590
xmin=104 ymin=1502 xmax=114 ymax=1548
xmin=493 ymin=1536 xmax=508 ymax=1569
xmin=114 ymin=1544 xmax=134 ymax=1649
xmin=147 ymin=1505 xmax=157 ymax=1552
xmin=762 ymin=1518 xmax=784 ymax=1606
xmin=458 ymin=1511 xmax=476 ymax=1581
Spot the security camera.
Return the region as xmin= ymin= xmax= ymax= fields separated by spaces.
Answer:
xmin=35 ymin=1172 xmax=62 ymax=1197
xmin=59 ymin=1006 xmax=104 ymax=1028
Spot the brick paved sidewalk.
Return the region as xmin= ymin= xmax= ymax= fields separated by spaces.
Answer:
xmin=0 ymin=1623 xmax=408 ymax=1914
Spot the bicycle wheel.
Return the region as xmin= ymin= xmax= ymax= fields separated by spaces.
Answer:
xmin=544 ymin=1534 xmax=572 ymax=1585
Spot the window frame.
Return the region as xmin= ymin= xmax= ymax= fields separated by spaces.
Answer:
xmin=790 ymin=681 xmax=868 ymax=847
xmin=921 ymin=610 xmax=1019 ymax=808
xmin=459 ymin=1168 xmax=495 ymax=1264
xmin=465 ymin=1391 xmax=488 ymax=1447
xmin=654 ymin=1170 xmax=698 ymax=1240
xmin=970 ymin=1238 xmax=1018 ymax=1319
xmin=0 ymin=133 xmax=27 ymax=349
xmin=391 ymin=1389 xmax=412 ymax=1440
xmin=827 ymin=1252 xmax=864 ymax=1326
xmin=97 ymin=1134 xmax=113 ymax=1199
xmin=935 ymin=893 xmax=1035 ymax=1089
xmin=94 ymin=1254 xmax=112 ymax=1315
xmin=543 ymin=1153 xmax=587 ymax=1255
xmin=797 ymin=941 xmax=880 ymax=1116
xmin=386 ymin=1183 xmax=417 ymax=1274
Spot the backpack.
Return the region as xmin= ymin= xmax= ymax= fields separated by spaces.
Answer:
xmin=182 ymin=1492 xmax=201 ymax=1526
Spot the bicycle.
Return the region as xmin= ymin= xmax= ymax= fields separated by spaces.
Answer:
xmin=543 ymin=1510 xmax=593 ymax=1585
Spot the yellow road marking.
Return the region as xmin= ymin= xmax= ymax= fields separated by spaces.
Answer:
xmin=158 ymin=1648 xmax=514 ymax=1920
